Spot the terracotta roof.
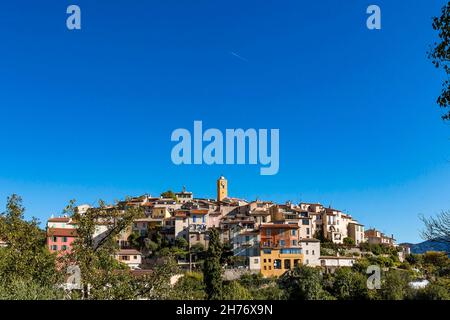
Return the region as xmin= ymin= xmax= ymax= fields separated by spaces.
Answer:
xmin=191 ymin=209 xmax=208 ymax=215
xmin=117 ymin=249 xmax=142 ymax=256
xmin=141 ymin=203 xmax=155 ymax=207
xmin=47 ymin=228 xmax=77 ymax=237
xmin=48 ymin=217 xmax=71 ymax=223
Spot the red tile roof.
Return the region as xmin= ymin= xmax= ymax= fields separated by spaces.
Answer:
xmin=47 ymin=228 xmax=77 ymax=237
xmin=191 ymin=209 xmax=208 ymax=215
xmin=48 ymin=217 xmax=71 ymax=223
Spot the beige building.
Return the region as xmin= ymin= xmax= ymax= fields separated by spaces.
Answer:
xmin=348 ymin=222 xmax=365 ymax=245
xmin=365 ymin=228 xmax=396 ymax=247
xmin=300 ymin=239 xmax=321 ymax=266
xmin=175 ymin=188 xmax=193 ymax=203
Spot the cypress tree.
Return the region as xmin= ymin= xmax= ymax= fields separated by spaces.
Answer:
xmin=203 ymin=228 xmax=223 ymax=300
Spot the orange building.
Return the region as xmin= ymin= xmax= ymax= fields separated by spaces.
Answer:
xmin=260 ymin=224 xmax=303 ymax=277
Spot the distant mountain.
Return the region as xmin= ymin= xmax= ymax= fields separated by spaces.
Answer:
xmin=400 ymin=238 xmax=450 ymax=255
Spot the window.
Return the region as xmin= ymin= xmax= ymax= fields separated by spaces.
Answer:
xmin=202 ymin=215 xmax=206 ymax=223
xmin=284 ymin=259 xmax=291 ymax=270
xmin=292 ymin=240 xmax=297 ymax=246
xmin=254 ymin=258 xmax=259 ymax=264
xmin=279 ymin=240 xmax=285 ymax=247
xmin=121 ymin=255 xmax=129 ymax=261
xmin=274 ymin=259 xmax=282 ymax=269
xmin=266 ymin=229 xmax=271 ymax=236
xmin=306 ymin=259 xmax=309 ymax=264
xmin=307 ymin=228 xmax=310 ymax=235
xmin=62 ymin=237 xmax=68 ymax=243
xmin=291 ymin=229 xmax=297 ymax=236
xmin=264 ymin=266 xmax=267 ymax=270
xmin=61 ymin=245 xmax=67 ymax=251
xmin=52 ymin=236 xmax=57 ymax=242
xmin=302 ymin=219 xmax=309 ymax=225
xmin=306 ymin=250 xmax=309 ymax=255
xmin=193 ymin=215 xmax=197 ymax=223
xmin=133 ymin=255 xmax=137 ymax=260
xmin=51 ymin=245 xmax=58 ymax=251
xmin=312 ymin=250 xmax=315 ymax=255
xmin=281 ymin=248 xmax=301 ymax=254
xmin=294 ymin=259 xmax=300 ymax=267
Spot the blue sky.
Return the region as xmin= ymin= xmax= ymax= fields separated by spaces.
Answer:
xmin=0 ymin=1 xmax=449 ymax=243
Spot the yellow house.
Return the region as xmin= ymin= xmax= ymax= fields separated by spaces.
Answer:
xmin=260 ymin=248 xmax=304 ymax=277
xmin=151 ymin=206 xmax=171 ymax=219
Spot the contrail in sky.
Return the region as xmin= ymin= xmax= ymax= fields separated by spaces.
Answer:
xmin=230 ymin=51 xmax=248 ymax=62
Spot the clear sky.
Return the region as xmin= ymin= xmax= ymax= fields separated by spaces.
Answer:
xmin=1 ymin=1 xmax=449 ymax=243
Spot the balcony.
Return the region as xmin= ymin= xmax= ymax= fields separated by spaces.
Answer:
xmin=189 ymin=224 xmax=207 ymax=233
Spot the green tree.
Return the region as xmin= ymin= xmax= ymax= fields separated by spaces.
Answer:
xmin=282 ymin=266 xmax=333 ymax=300
xmin=343 ymin=237 xmax=355 ymax=246
xmin=429 ymin=3 xmax=450 ymax=120
xmin=0 ymin=195 xmax=61 ymax=293
xmin=406 ymin=253 xmax=423 ymax=266
xmin=171 ymin=272 xmax=206 ymax=300
xmin=128 ymin=231 xmax=142 ymax=250
xmin=62 ymin=199 xmax=178 ymax=299
xmin=174 ymin=237 xmax=188 ymax=250
xmin=380 ymin=270 xmax=412 ymax=300
xmin=415 ymin=283 xmax=450 ymax=300
xmin=331 ymin=268 xmax=368 ymax=300
xmin=222 ymin=281 xmax=252 ymax=300
xmin=191 ymin=243 xmax=206 ymax=261
xmin=0 ymin=277 xmax=63 ymax=300
xmin=239 ymin=274 xmax=286 ymax=300
xmin=160 ymin=190 xmax=177 ymax=201
xmin=145 ymin=239 xmax=159 ymax=254
xmin=203 ymin=228 xmax=223 ymax=300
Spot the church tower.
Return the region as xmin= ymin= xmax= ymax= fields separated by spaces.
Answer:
xmin=217 ymin=176 xmax=228 ymax=202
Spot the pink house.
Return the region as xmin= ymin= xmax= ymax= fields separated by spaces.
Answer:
xmin=47 ymin=217 xmax=78 ymax=255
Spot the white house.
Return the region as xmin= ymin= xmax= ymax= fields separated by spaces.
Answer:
xmin=300 ymin=239 xmax=321 ymax=267
xmin=115 ymin=249 xmax=142 ymax=269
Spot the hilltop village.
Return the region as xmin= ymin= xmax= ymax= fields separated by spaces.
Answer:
xmin=46 ymin=176 xmax=406 ymax=277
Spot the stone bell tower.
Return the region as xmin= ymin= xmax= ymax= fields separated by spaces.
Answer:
xmin=217 ymin=176 xmax=228 ymax=202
